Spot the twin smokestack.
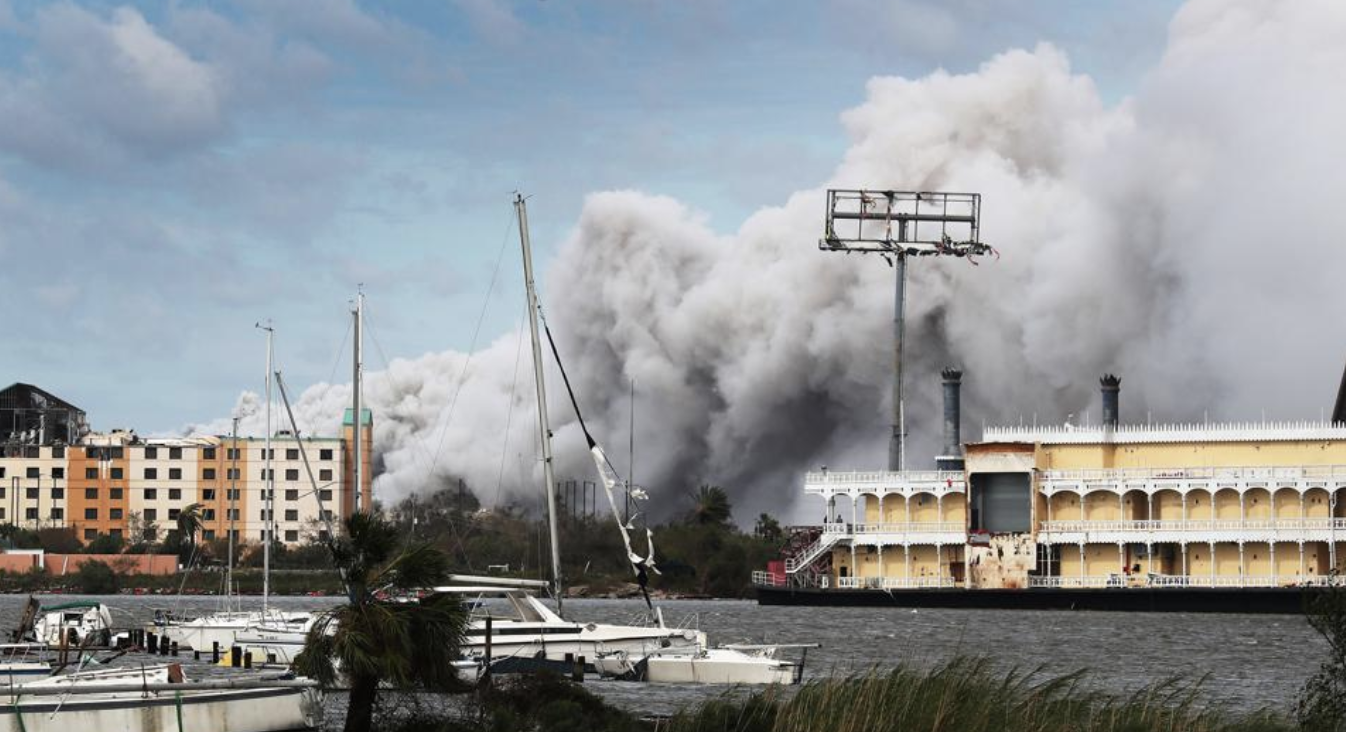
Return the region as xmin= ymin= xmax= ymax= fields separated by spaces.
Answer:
xmin=933 ymin=369 xmax=1121 ymax=471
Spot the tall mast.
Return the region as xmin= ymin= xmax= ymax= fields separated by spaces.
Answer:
xmin=256 ymin=321 xmax=275 ymax=614
xmin=227 ymin=416 xmax=238 ymax=610
xmin=352 ymin=288 xmax=365 ymax=514
xmin=515 ymin=193 xmax=563 ymax=615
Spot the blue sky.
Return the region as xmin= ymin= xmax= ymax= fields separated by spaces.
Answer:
xmin=0 ymin=0 xmax=1180 ymax=433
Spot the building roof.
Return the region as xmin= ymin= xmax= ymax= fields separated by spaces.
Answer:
xmin=0 ymin=383 xmax=83 ymax=414
xmin=980 ymin=420 xmax=1346 ymax=445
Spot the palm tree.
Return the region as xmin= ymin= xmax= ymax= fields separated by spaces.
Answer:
xmin=754 ymin=513 xmax=783 ymax=544
xmin=688 ymin=485 xmax=732 ymax=526
xmin=294 ymin=512 xmax=468 ymax=732
xmin=175 ymin=503 xmax=204 ymax=566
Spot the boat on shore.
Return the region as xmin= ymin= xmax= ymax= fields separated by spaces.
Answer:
xmin=0 ymin=663 xmax=321 ymax=732
xmin=593 ymin=643 xmax=817 ymax=685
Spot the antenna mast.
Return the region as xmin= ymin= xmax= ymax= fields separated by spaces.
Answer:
xmin=820 ymin=190 xmax=990 ymax=470
xmin=515 ymin=193 xmax=564 ymax=615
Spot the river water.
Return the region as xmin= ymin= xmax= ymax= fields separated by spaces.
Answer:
xmin=0 ymin=595 xmax=1325 ymax=720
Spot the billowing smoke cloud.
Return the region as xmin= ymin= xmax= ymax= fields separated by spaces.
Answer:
xmin=186 ymin=1 xmax=1346 ymax=523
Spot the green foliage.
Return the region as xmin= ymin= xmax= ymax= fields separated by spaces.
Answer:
xmin=83 ymin=532 xmax=125 ymax=554
xmin=688 ymin=485 xmax=732 ymax=526
xmin=657 ymin=658 xmax=1292 ymax=732
xmin=754 ymin=514 xmax=784 ymax=545
xmin=1297 ymin=583 xmax=1346 ymax=731
xmin=74 ymin=560 xmax=119 ymax=594
xmin=293 ymin=512 xmax=468 ymax=732
xmin=0 ymin=525 xmax=42 ymax=549
xmin=37 ymin=528 xmax=81 ymax=553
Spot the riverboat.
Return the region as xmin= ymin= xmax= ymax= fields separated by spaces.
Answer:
xmin=755 ymin=373 xmax=1346 ymax=614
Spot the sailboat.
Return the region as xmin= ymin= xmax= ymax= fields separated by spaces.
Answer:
xmin=156 ymin=323 xmax=313 ymax=652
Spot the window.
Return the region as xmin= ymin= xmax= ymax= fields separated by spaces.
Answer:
xmin=84 ymin=508 xmax=98 ymax=520
xmin=261 ymin=509 xmax=272 ymax=521
xmin=319 ymin=469 xmax=333 ymax=482
xmin=168 ymin=509 xmax=180 ymax=520
xmin=144 ymin=468 xmax=158 ymax=479
xmin=227 ymin=508 xmax=240 ymax=521
xmin=319 ymin=489 xmax=333 ymax=501
xmin=109 ymin=508 xmax=123 ymax=520
xmin=51 ymin=487 xmax=63 ymax=499
xmin=25 ymin=487 xmax=37 ymax=499
xmin=203 ymin=509 xmax=216 ymax=521
xmin=0 ymin=508 xmax=5 ymax=519
xmin=109 ymin=528 xmax=122 ymax=539
xmin=51 ymin=467 xmax=63 ymax=479
xmin=319 ymin=449 xmax=333 ymax=461
xmin=85 ymin=488 xmax=98 ymax=500
xmin=84 ymin=528 xmax=97 ymax=540
xmin=110 ymin=467 xmax=123 ymax=480
xmin=285 ymin=490 xmax=299 ymax=501
xmin=50 ymin=508 xmax=63 ymax=520
xmin=226 ymin=489 xmax=240 ymax=501
xmin=260 ymin=469 xmax=274 ymax=480
xmin=317 ymin=530 xmax=330 ymax=542
xmin=285 ymin=469 xmax=299 ymax=481
xmin=144 ymin=508 xmax=158 ymax=521
xmin=226 ymin=468 xmax=240 ymax=481
xmin=202 ymin=448 xmax=216 ymax=460
xmin=226 ymin=448 xmax=240 ymax=460
xmin=319 ymin=509 xmax=333 ymax=521
xmin=143 ymin=488 xmax=157 ymax=500
xmin=286 ymin=448 xmax=299 ymax=460
xmin=284 ymin=509 xmax=298 ymax=521
xmin=144 ymin=446 xmax=158 ymax=459
xmin=169 ymin=447 xmax=183 ymax=460
xmin=110 ymin=488 xmax=123 ymax=500
xmin=85 ymin=467 xmax=98 ymax=479
xmin=202 ymin=489 xmax=216 ymax=501
xmin=259 ymin=449 xmax=274 ymax=460
xmin=25 ymin=467 xmax=38 ymax=478
xmin=168 ymin=489 xmax=181 ymax=500
xmin=0 ymin=468 xmax=5 ymax=478
xmin=52 ymin=446 xmax=64 ymax=458
xmin=285 ymin=530 xmax=299 ymax=542
xmin=84 ymin=447 xmax=101 ymax=460
xmin=203 ymin=529 xmax=216 ymax=540
xmin=203 ymin=468 xmax=216 ymax=481
xmin=0 ymin=487 xmax=5 ymax=498
xmin=168 ymin=468 xmax=182 ymax=480
xmin=24 ymin=508 xmax=37 ymax=520
xmin=109 ymin=447 xmax=124 ymax=459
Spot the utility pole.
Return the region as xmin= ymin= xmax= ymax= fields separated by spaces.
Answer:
xmin=820 ymin=190 xmax=990 ymax=471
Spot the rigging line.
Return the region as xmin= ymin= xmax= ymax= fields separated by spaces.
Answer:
xmin=426 ymin=207 xmax=518 ymax=479
xmin=494 ymin=309 xmax=528 ymax=508
xmin=327 ymin=316 xmax=353 ymax=386
xmin=362 ymin=307 xmax=474 ymax=563
xmin=539 ymin=310 xmax=622 ymax=478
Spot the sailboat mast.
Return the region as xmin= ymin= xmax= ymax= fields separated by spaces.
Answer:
xmin=227 ymin=416 xmax=238 ymax=609
xmin=515 ymin=194 xmax=564 ymax=615
xmin=259 ymin=322 xmax=274 ymax=614
xmin=352 ymin=289 xmax=364 ymax=514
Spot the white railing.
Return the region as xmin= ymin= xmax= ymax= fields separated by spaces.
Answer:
xmin=1031 ymin=573 xmax=1346 ymax=589
xmin=1028 ymin=575 xmax=1121 ymax=589
xmin=1040 ymin=518 xmax=1346 ymax=534
xmin=751 ymin=570 xmax=787 ymax=587
xmin=836 ymin=576 xmax=958 ymax=589
xmin=851 ymin=521 xmax=964 ymax=534
xmin=984 ymin=421 xmax=1346 ymax=445
xmin=1040 ymin=464 xmax=1346 ymax=484
xmin=804 ymin=470 xmax=966 ymax=495
xmin=784 ymin=529 xmax=843 ymax=573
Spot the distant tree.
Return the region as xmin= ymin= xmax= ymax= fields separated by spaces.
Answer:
xmin=75 ymin=560 xmax=119 ymax=594
xmin=687 ymin=485 xmax=732 ymax=526
xmin=38 ymin=528 xmax=81 ymax=554
xmin=754 ymin=513 xmax=783 ymax=544
xmin=0 ymin=525 xmax=41 ymax=549
xmin=84 ymin=533 xmax=125 ymax=555
xmin=176 ymin=503 xmax=204 ymax=565
xmin=1298 ymin=581 xmax=1346 ymax=730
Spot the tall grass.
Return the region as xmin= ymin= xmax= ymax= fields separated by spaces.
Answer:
xmin=655 ymin=658 xmax=1292 ymax=732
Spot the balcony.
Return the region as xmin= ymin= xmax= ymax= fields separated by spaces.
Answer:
xmin=1028 ymin=573 xmax=1346 ymax=589
xmin=1039 ymin=464 xmax=1346 ymax=493
xmin=1038 ymin=518 xmax=1346 ymax=544
xmin=804 ymin=470 xmax=966 ymax=497
xmin=836 ymin=576 xmax=958 ymax=590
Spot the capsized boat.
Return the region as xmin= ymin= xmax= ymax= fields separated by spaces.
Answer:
xmin=0 ymin=663 xmax=321 ymax=732
xmin=593 ymin=643 xmax=818 ymax=685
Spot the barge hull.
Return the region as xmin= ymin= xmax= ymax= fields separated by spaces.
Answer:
xmin=755 ymin=586 xmax=1321 ymax=614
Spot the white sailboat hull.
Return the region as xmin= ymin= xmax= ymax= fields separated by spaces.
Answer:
xmin=0 ymin=687 xmax=320 ymax=732
xmin=594 ymin=648 xmax=801 ymax=685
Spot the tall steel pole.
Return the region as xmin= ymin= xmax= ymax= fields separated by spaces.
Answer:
xmin=228 ymin=416 xmax=238 ymax=609
xmin=890 ymin=222 xmax=907 ymax=471
xmin=352 ymin=289 xmax=364 ymax=514
xmin=256 ymin=321 xmax=275 ymax=614
xmin=515 ymin=193 xmax=564 ymax=616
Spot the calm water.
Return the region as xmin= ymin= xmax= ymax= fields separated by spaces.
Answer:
xmin=0 ymin=595 xmax=1325 ymax=719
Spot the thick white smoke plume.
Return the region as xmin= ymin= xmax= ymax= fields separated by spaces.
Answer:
xmin=186 ymin=1 xmax=1346 ymax=523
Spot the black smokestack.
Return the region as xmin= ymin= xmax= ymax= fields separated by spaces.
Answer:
xmin=1100 ymin=374 xmax=1121 ymax=427
xmin=937 ymin=368 xmax=963 ymax=471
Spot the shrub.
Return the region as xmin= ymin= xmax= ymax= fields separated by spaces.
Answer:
xmin=74 ymin=560 xmax=119 ymax=594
